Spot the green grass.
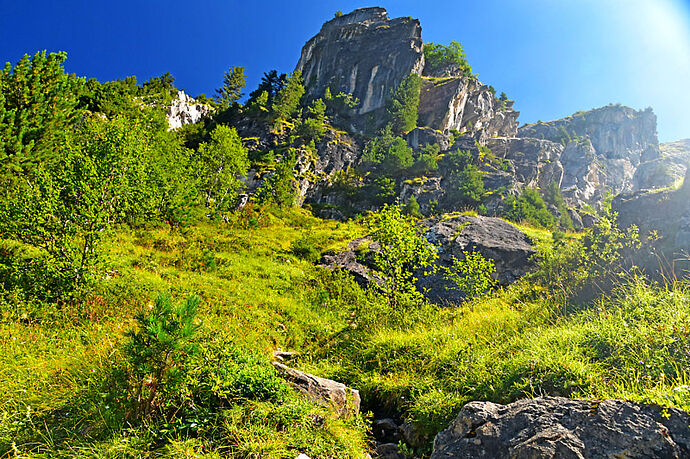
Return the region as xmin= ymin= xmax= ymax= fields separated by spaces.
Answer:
xmin=2 ymin=208 xmax=690 ymax=457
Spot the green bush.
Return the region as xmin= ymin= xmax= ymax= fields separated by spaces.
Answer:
xmin=365 ymin=203 xmax=437 ymax=308
xmin=424 ymin=41 xmax=473 ymax=76
xmin=440 ymin=149 xmax=485 ymax=206
xmin=121 ymin=293 xmax=201 ymax=423
xmin=290 ymin=234 xmax=322 ymax=263
xmin=444 ymin=250 xmax=496 ymax=299
xmin=363 ymin=124 xmax=414 ymax=174
xmin=503 ymin=188 xmax=556 ymax=229
xmin=387 ymin=74 xmax=422 ymax=133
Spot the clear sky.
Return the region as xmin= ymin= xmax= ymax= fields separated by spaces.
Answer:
xmin=1 ymin=0 xmax=689 ymax=142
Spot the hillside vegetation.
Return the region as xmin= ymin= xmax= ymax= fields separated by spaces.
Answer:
xmin=1 ymin=49 xmax=689 ymax=458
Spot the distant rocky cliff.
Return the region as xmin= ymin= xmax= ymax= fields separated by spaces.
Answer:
xmin=296 ymin=7 xmax=424 ymax=125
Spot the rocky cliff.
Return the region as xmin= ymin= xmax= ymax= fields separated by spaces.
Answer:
xmin=296 ymin=7 xmax=424 ymax=123
xmin=418 ymin=75 xmax=519 ymax=139
xmin=518 ymin=105 xmax=661 ymax=196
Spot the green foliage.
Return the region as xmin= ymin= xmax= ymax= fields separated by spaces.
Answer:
xmin=247 ymin=70 xmax=287 ymax=108
xmin=368 ymin=176 xmax=397 ymax=205
xmin=366 ymin=203 xmax=437 ymax=308
xmin=0 ymin=116 xmax=172 ymax=295
xmin=215 ymin=66 xmax=246 ymax=109
xmin=403 ymin=196 xmax=423 ymax=218
xmin=504 ymin=188 xmax=557 ymax=229
xmin=334 ymin=10 xmax=344 ymax=17
xmin=122 ymin=293 xmax=200 ymax=422
xmin=424 ymin=41 xmax=473 ymax=76
xmin=0 ymin=51 xmax=83 ymax=182
xmin=444 ymin=250 xmax=496 ymax=298
xmin=272 ymin=70 xmax=305 ymax=125
xmin=256 ymin=150 xmax=298 ymax=208
xmin=387 ymin=73 xmax=422 ymax=133
xmin=290 ymin=233 xmax=322 ymax=263
xmin=544 ymin=181 xmax=574 ymax=230
xmin=440 ymin=149 xmax=485 ymax=206
xmin=295 ymin=98 xmax=327 ymax=144
xmin=324 ymin=87 xmax=360 ymax=116
xmin=411 ymin=143 xmax=440 ymax=175
xmin=363 ymin=124 xmax=414 ymax=174
xmin=195 ymin=125 xmax=249 ymax=210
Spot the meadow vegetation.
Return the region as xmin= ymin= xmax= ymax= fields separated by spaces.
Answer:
xmin=1 ymin=50 xmax=688 ymax=458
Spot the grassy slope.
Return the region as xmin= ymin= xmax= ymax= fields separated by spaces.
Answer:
xmin=2 ymin=210 xmax=690 ymax=457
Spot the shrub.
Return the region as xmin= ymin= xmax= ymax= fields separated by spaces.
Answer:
xmin=363 ymin=124 xmax=414 ymax=174
xmin=195 ymin=125 xmax=250 ymax=211
xmin=404 ymin=196 xmax=423 ymax=218
xmin=424 ymin=41 xmax=473 ymax=76
xmin=387 ymin=74 xmax=422 ymax=133
xmin=365 ymin=203 xmax=437 ymax=308
xmin=503 ymin=188 xmax=556 ymax=229
xmin=290 ymin=234 xmax=322 ymax=263
xmin=122 ymin=293 xmax=201 ymax=423
xmin=444 ymin=250 xmax=496 ymax=299
xmin=440 ymin=149 xmax=485 ymax=206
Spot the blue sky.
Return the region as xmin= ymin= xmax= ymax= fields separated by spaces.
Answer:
xmin=1 ymin=0 xmax=689 ymax=142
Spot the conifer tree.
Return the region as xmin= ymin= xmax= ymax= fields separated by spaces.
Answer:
xmin=215 ymin=66 xmax=246 ymax=109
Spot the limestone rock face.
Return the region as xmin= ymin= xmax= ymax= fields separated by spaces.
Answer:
xmin=166 ymin=91 xmax=210 ymax=130
xmin=518 ymin=105 xmax=660 ymax=196
xmin=634 ymin=138 xmax=690 ymax=190
xmin=418 ymin=76 xmax=519 ymax=139
xmin=431 ymin=397 xmax=690 ymax=458
xmin=272 ymin=362 xmax=361 ymax=417
xmin=296 ymin=8 xmax=424 ymax=120
xmin=485 ymin=137 xmax=564 ymax=190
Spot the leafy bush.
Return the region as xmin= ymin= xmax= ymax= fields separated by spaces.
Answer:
xmin=411 ymin=143 xmax=440 ymax=175
xmin=404 ymin=196 xmax=423 ymax=218
xmin=440 ymin=149 xmax=486 ymax=206
xmin=290 ymin=233 xmax=322 ymax=263
xmin=503 ymin=188 xmax=556 ymax=229
xmin=365 ymin=203 xmax=437 ymax=308
xmin=255 ymin=150 xmax=298 ymax=208
xmin=544 ymin=181 xmax=574 ymax=230
xmin=444 ymin=250 xmax=496 ymax=299
xmin=387 ymin=73 xmax=422 ymax=133
xmin=363 ymin=124 xmax=414 ymax=174
xmin=424 ymin=41 xmax=473 ymax=76
xmin=295 ymin=98 xmax=327 ymax=144
xmin=195 ymin=125 xmax=250 ymax=211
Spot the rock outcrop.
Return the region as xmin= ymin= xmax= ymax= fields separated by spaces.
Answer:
xmin=322 ymin=214 xmax=536 ymax=305
xmin=418 ymin=76 xmax=519 ymax=139
xmin=634 ymin=138 xmax=690 ymax=190
xmin=166 ymin=90 xmax=210 ymax=130
xmin=272 ymin=362 xmax=361 ymax=417
xmin=518 ymin=105 xmax=661 ymax=197
xmin=418 ymin=215 xmax=536 ymax=304
xmin=432 ymin=397 xmax=690 ymax=458
xmin=296 ymin=7 xmax=424 ymax=125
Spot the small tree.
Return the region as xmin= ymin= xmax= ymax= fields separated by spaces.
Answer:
xmin=295 ymin=98 xmax=327 ymax=144
xmin=424 ymin=41 xmax=473 ymax=76
xmin=366 ymin=203 xmax=437 ymax=308
xmin=444 ymin=250 xmax=496 ymax=299
xmin=388 ymin=73 xmax=422 ymax=133
xmin=123 ymin=293 xmax=200 ymax=422
xmin=272 ymin=70 xmax=304 ymax=126
xmin=195 ymin=125 xmax=250 ymax=210
xmin=215 ymin=66 xmax=246 ymax=109
xmin=363 ymin=124 xmax=414 ymax=174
